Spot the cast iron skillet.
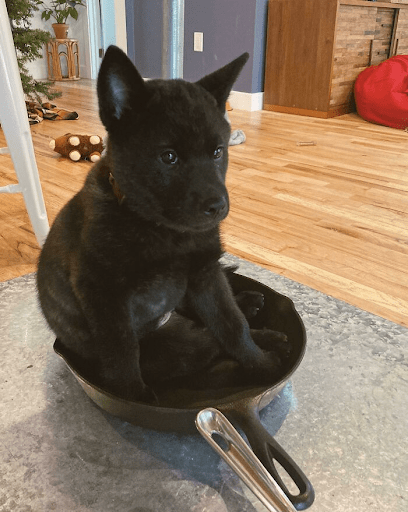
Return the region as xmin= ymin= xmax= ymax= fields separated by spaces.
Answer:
xmin=53 ymin=272 xmax=314 ymax=511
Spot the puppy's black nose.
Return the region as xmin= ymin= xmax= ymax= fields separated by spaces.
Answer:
xmin=203 ymin=196 xmax=228 ymax=217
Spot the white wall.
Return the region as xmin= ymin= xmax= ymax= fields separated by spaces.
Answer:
xmin=114 ymin=0 xmax=127 ymax=53
xmin=25 ymin=2 xmax=128 ymax=82
xmin=26 ymin=4 xmax=91 ymax=80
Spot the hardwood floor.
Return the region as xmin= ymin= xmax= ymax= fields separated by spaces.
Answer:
xmin=225 ymin=109 xmax=408 ymax=327
xmin=1 ymin=79 xmax=407 ymax=327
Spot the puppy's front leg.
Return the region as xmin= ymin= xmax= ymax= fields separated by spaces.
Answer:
xmin=186 ymin=265 xmax=271 ymax=370
xmin=73 ymin=278 xmax=154 ymax=402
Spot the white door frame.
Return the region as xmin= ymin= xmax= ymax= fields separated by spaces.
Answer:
xmin=86 ymin=0 xmax=102 ymax=79
xmin=86 ymin=0 xmax=127 ymax=79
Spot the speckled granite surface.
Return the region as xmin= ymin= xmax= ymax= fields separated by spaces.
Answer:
xmin=0 ymin=254 xmax=407 ymax=512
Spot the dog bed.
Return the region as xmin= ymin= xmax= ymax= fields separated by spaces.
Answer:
xmin=354 ymin=55 xmax=408 ymax=129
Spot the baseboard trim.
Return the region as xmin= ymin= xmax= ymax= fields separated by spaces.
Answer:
xmin=80 ymin=65 xmax=91 ymax=80
xmin=263 ymin=103 xmax=356 ymax=118
xmin=229 ymin=91 xmax=264 ymax=111
xmin=143 ymin=82 xmax=264 ymax=112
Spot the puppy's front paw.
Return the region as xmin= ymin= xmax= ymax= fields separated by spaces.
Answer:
xmin=245 ymin=329 xmax=292 ymax=385
xmin=250 ymin=328 xmax=290 ymax=356
xmin=235 ymin=290 xmax=265 ymax=319
xmin=244 ymin=348 xmax=289 ymax=385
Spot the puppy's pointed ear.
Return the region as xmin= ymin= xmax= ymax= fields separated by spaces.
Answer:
xmin=97 ymin=45 xmax=149 ymax=131
xmin=196 ymin=53 xmax=249 ymax=112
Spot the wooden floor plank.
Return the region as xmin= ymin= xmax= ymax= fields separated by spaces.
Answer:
xmin=1 ymin=79 xmax=407 ymax=327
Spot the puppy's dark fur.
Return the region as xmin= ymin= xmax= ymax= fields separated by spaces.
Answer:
xmin=37 ymin=46 xmax=288 ymax=402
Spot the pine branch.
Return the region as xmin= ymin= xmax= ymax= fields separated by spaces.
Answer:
xmin=5 ymin=0 xmax=61 ymax=103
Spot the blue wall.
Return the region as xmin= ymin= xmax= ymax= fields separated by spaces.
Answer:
xmin=126 ymin=0 xmax=163 ymax=78
xmin=125 ymin=0 xmax=268 ymax=93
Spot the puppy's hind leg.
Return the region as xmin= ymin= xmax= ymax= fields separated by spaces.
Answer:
xmin=140 ymin=313 xmax=222 ymax=387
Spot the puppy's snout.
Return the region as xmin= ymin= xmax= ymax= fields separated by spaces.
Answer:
xmin=203 ymin=196 xmax=228 ymax=218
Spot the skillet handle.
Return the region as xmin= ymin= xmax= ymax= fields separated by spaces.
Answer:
xmin=227 ymin=405 xmax=315 ymax=511
xmin=196 ymin=408 xmax=297 ymax=512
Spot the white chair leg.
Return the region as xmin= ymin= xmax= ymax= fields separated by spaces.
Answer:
xmin=0 ymin=0 xmax=49 ymax=247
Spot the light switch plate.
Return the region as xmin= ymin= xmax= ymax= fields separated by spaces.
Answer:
xmin=194 ymin=32 xmax=203 ymax=52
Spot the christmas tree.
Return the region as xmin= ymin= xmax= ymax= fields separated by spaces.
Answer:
xmin=5 ymin=0 xmax=61 ymax=102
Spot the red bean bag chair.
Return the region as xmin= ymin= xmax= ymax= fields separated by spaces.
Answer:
xmin=354 ymin=55 xmax=408 ymax=129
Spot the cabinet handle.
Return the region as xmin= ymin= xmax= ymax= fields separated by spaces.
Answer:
xmin=394 ymin=38 xmax=399 ymax=56
xmin=369 ymin=39 xmax=373 ymax=66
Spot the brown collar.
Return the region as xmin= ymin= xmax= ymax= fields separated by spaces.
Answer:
xmin=108 ymin=173 xmax=125 ymax=205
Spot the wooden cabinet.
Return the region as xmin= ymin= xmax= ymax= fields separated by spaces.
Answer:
xmin=263 ymin=0 xmax=408 ymax=118
xmin=393 ymin=7 xmax=408 ymax=54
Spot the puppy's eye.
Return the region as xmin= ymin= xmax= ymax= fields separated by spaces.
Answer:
xmin=161 ymin=150 xmax=178 ymax=165
xmin=214 ymin=146 xmax=224 ymax=159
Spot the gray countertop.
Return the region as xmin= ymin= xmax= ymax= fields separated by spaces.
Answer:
xmin=1 ymin=256 xmax=407 ymax=512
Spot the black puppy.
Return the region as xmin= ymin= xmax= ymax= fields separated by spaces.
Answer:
xmin=37 ymin=46 xmax=288 ymax=402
